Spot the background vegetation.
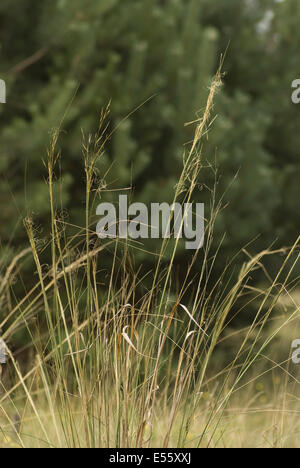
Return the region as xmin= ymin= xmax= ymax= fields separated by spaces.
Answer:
xmin=1 ymin=0 xmax=300 ymax=268
xmin=0 ymin=0 xmax=299 ymax=449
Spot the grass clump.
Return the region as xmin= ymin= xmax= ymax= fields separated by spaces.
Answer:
xmin=0 ymin=71 xmax=299 ymax=448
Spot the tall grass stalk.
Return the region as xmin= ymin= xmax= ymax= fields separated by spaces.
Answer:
xmin=0 ymin=71 xmax=299 ymax=448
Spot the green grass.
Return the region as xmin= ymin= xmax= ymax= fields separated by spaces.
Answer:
xmin=0 ymin=70 xmax=299 ymax=448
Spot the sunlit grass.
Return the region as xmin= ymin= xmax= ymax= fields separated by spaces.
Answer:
xmin=0 ymin=69 xmax=299 ymax=448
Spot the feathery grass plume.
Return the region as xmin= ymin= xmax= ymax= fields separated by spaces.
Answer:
xmin=0 ymin=65 xmax=299 ymax=448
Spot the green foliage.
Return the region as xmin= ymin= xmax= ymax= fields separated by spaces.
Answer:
xmin=0 ymin=0 xmax=299 ymax=268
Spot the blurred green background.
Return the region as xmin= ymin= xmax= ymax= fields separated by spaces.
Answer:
xmin=0 ymin=0 xmax=299 ymax=274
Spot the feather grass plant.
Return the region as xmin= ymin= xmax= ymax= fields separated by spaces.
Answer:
xmin=0 ymin=69 xmax=299 ymax=448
